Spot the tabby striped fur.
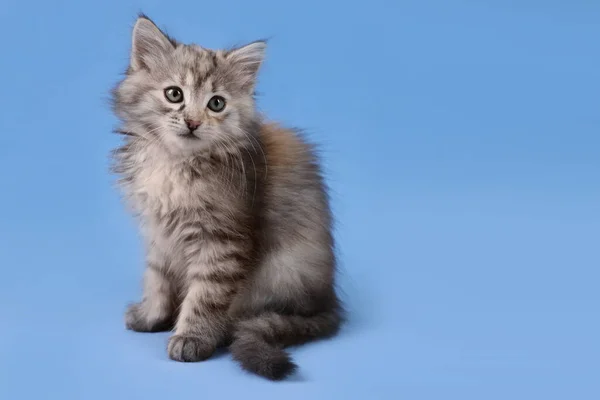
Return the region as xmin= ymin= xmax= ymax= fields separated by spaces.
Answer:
xmin=110 ymin=15 xmax=343 ymax=380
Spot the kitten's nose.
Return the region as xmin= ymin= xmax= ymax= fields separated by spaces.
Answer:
xmin=185 ymin=119 xmax=202 ymax=131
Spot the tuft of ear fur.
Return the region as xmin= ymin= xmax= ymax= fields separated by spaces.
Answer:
xmin=226 ymin=41 xmax=267 ymax=91
xmin=130 ymin=14 xmax=177 ymax=71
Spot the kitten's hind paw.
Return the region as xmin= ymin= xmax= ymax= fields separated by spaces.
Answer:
xmin=125 ymin=303 xmax=173 ymax=332
xmin=167 ymin=335 xmax=215 ymax=362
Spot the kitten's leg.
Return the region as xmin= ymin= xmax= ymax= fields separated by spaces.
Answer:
xmin=167 ymin=236 xmax=249 ymax=362
xmin=126 ymin=250 xmax=176 ymax=333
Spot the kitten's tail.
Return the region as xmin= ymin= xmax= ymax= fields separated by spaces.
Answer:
xmin=229 ymin=308 xmax=342 ymax=380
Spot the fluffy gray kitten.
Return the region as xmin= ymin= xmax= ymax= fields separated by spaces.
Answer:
xmin=110 ymin=15 xmax=343 ymax=380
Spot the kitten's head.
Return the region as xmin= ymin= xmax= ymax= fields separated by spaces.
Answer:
xmin=112 ymin=15 xmax=265 ymax=155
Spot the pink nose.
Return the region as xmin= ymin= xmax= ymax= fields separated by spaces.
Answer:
xmin=185 ymin=119 xmax=201 ymax=131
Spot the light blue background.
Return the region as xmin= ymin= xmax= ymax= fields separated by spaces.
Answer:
xmin=0 ymin=0 xmax=598 ymax=398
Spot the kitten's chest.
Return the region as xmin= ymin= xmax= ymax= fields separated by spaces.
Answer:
xmin=129 ymin=152 xmax=208 ymax=216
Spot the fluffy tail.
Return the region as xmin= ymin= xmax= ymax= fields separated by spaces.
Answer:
xmin=229 ymin=309 xmax=342 ymax=380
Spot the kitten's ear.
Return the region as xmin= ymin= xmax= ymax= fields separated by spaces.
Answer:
xmin=226 ymin=41 xmax=267 ymax=91
xmin=130 ymin=15 xmax=176 ymax=71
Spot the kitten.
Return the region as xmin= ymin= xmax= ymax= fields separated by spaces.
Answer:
xmin=110 ymin=14 xmax=343 ymax=381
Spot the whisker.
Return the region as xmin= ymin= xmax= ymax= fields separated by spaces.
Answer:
xmin=220 ymin=135 xmax=246 ymax=194
xmin=231 ymin=125 xmax=268 ymax=182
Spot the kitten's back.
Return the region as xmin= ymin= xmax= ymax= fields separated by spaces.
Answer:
xmin=260 ymin=122 xmax=312 ymax=169
xmin=258 ymin=122 xmax=333 ymax=248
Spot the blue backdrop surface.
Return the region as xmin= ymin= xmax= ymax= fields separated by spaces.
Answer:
xmin=0 ymin=1 xmax=598 ymax=398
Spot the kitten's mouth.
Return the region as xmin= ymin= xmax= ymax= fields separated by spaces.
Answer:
xmin=178 ymin=131 xmax=200 ymax=140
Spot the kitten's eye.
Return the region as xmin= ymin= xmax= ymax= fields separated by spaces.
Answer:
xmin=164 ymin=86 xmax=184 ymax=103
xmin=207 ymin=95 xmax=226 ymax=112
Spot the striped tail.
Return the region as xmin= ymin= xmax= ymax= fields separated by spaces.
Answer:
xmin=229 ymin=309 xmax=342 ymax=380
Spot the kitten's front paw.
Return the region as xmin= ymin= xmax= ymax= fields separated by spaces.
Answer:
xmin=167 ymin=335 xmax=215 ymax=362
xmin=125 ymin=303 xmax=173 ymax=333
